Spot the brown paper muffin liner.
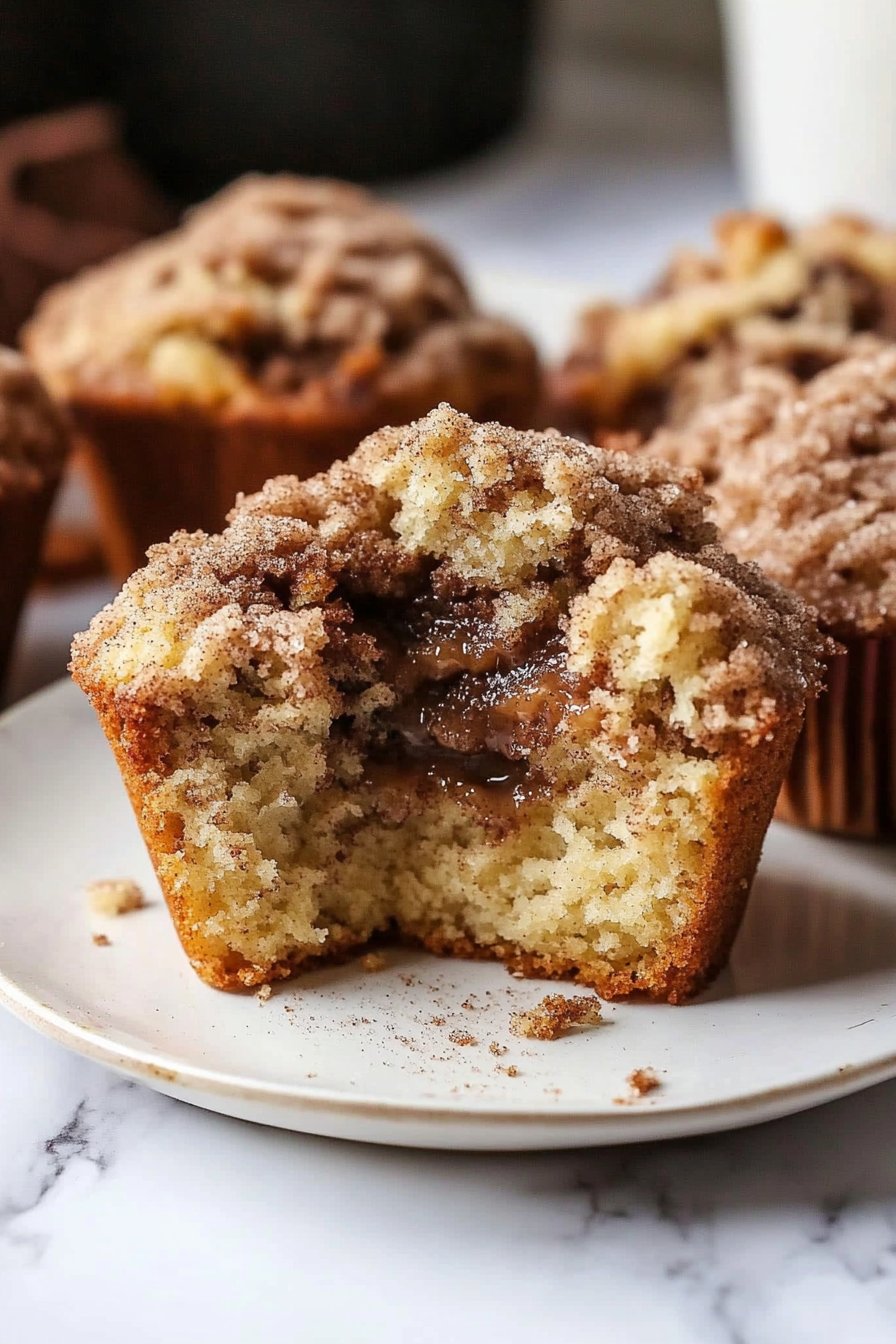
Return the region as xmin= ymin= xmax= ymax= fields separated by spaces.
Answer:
xmin=776 ymin=636 xmax=896 ymax=838
xmin=72 ymin=401 xmax=376 ymax=579
xmin=0 ymin=477 xmax=60 ymax=691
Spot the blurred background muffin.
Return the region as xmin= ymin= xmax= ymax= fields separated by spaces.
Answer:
xmin=0 ymin=348 xmax=69 ymax=691
xmin=25 ymin=175 xmax=540 ymax=577
xmin=643 ymin=340 xmax=896 ymax=838
xmin=553 ymin=212 xmax=896 ymax=441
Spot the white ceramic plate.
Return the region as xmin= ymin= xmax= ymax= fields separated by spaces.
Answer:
xmin=2 ymin=678 xmax=896 ymax=1150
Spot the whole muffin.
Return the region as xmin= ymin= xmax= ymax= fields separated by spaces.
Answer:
xmin=71 ymin=404 xmax=824 ymax=1001
xmin=645 ymin=340 xmax=896 ymax=837
xmin=555 ymin=211 xmax=896 ymax=441
xmin=0 ymin=349 xmax=69 ymax=690
xmin=25 ymin=175 xmax=540 ymax=577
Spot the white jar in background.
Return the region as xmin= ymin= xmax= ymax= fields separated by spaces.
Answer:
xmin=722 ymin=0 xmax=896 ymax=221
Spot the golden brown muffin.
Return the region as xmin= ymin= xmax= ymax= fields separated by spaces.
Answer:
xmin=25 ymin=175 xmax=540 ymax=577
xmin=71 ymin=405 xmax=825 ymax=1001
xmin=555 ymin=211 xmax=896 ymax=440
xmin=645 ymin=341 xmax=896 ymax=836
xmin=0 ymin=348 xmax=70 ymax=689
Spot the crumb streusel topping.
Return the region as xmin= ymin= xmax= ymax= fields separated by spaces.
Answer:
xmin=647 ymin=342 xmax=896 ymax=637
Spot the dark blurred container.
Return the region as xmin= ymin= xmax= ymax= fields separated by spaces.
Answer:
xmin=0 ymin=2 xmax=102 ymax=122
xmin=103 ymin=0 xmax=535 ymax=199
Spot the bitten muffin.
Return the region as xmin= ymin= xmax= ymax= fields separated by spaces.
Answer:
xmin=555 ymin=211 xmax=896 ymax=440
xmin=645 ymin=340 xmax=896 ymax=836
xmin=25 ymin=175 xmax=540 ymax=577
xmin=71 ymin=405 xmax=824 ymax=1001
xmin=0 ymin=350 xmax=69 ymax=690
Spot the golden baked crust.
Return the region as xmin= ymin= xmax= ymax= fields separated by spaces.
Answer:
xmin=556 ymin=211 xmax=896 ymax=438
xmin=24 ymin=174 xmax=539 ymax=424
xmin=72 ymin=405 xmax=824 ymax=1001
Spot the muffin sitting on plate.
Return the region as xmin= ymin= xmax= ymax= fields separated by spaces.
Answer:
xmin=554 ymin=211 xmax=896 ymax=441
xmin=71 ymin=404 xmax=824 ymax=1000
xmin=644 ymin=339 xmax=896 ymax=838
xmin=0 ymin=349 xmax=69 ymax=692
xmin=24 ymin=175 xmax=540 ymax=577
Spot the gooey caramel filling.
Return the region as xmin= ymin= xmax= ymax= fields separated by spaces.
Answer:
xmin=347 ymin=595 xmax=594 ymax=814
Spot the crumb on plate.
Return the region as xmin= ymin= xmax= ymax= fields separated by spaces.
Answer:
xmin=510 ymin=993 xmax=604 ymax=1041
xmin=87 ymin=878 xmax=145 ymax=917
xmin=615 ymin=1067 xmax=661 ymax=1104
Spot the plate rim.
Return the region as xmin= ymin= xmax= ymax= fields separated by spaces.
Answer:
xmin=3 ymin=954 xmax=896 ymax=1135
xmin=4 ymin=677 xmax=896 ymax=1141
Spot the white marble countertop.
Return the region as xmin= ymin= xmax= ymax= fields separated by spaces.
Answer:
xmin=4 ymin=1006 xmax=896 ymax=1343
xmin=5 ymin=65 xmax=896 ymax=1343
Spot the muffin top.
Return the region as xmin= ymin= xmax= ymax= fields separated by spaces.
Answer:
xmin=647 ymin=341 xmax=896 ymax=638
xmin=559 ymin=211 xmax=896 ymax=434
xmin=24 ymin=175 xmax=536 ymax=413
xmin=73 ymin=404 xmax=825 ymax=746
xmin=0 ymin=348 xmax=69 ymax=498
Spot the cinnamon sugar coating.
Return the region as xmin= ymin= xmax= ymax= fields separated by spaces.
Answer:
xmin=557 ymin=211 xmax=896 ymax=438
xmin=24 ymin=175 xmax=538 ymax=416
xmin=75 ymin=405 xmax=824 ymax=730
xmin=648 ymin=342 xmax=896 ymax=638
xmin=0 ymin=348 xmax=69 ymax=497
